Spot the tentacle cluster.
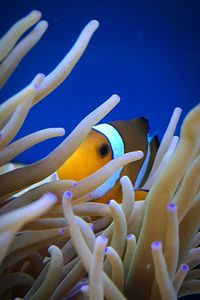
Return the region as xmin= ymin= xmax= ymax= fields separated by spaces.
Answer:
xmin=0 ymin=11 xmax=199 ymax=300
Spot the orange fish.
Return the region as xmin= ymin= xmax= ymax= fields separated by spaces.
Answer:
xmin=57 ymin=118 xmax=159 ymax=203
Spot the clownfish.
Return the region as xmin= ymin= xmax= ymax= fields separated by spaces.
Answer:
xmin=57 ymin=118 xmax=159 ymax=203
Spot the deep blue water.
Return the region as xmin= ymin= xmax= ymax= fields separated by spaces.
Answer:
xmin=0 ymin=0 xmax=200 ymax=167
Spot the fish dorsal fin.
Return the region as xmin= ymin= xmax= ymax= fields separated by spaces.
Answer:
xmin=131 ymin=117 xmax=149 ymax=133
xmin=109 ymin=117 xmax=149 ymax=183
xmin=109 ymin=117 xmax=149 ymax=152
xmin=139 ymin=134 xmax=160 ymax=187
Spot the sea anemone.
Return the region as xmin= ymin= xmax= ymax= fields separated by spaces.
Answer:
xmin=0 ymin=11 xmax=199 ymax=300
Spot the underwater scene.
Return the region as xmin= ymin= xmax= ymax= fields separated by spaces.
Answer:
xmin=0 ymin=0 xmax=200 ymax=299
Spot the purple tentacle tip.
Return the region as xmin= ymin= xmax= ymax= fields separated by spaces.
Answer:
xmin=104 ymin=247 xmax=108 ymax=254
xmin=90 ymin=224 xmax=94 ymax=230
xmin=167 ymin=203 xmax=177 ymax=211
xmin=64 ymin=191 xmax=73 ymax=199
xmin=81 ymin=285 xmax=88 ymax=292
xmin=127 ymin=234 xmax=133 ymax=240
xmin=73 ymin=182 xmax=77 ymax=187
xmin=34 ymin=83 xmax=40 ymax=90
xmin=107 ymin=200 xmax=110 ymax=206
xmin=59 ymin=228 xmax=65 ymax=235
xmin=181 ymin=264 xmax=189 ymax=271
xmin=151 ymin=241 xmax=161 ymax=248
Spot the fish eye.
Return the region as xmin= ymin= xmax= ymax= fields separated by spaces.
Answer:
xmin=97 ymin=143 xmax=110 ymax=158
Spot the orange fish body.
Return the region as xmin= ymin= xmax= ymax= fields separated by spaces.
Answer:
xmin=57 ymin=118 xmax=158 ymax=203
